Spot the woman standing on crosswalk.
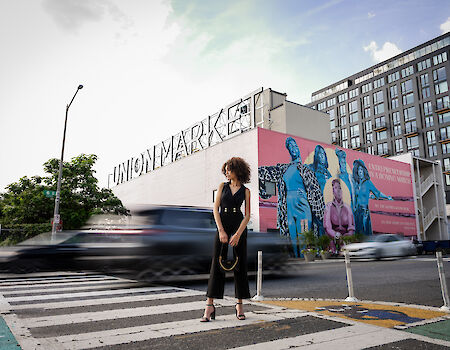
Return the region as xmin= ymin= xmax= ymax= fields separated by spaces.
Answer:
xmin=201 ymin=157 xmax=251 ymax=322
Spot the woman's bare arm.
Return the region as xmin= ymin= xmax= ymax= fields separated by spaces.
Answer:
xmin=213 ymin=182 xmax=228 ymax=243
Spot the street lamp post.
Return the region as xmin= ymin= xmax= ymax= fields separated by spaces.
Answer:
xmin=52 ymin=84 xmax=84 ymax=237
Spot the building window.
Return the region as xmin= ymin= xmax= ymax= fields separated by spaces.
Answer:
xmin=331 ymin=131 xmax=337 ymax=143
xmin=433 ymin=51 xmax=448 ymax=66
xmin=420 ymin=73 xmax=429 ymax=87
xmin=428 ymin=145 xmax=437 ymax=157
xmin=390 ymin=85 xmax=398 ymax=98
xmin=433 ymin=67 xmax=447 ymax=82
xmin=349 ymin=112 xmax=359 ymax=123
xmin=435 ymin=81 xmax=449 ymax=95
xmin=366 ymin=132 xmax=373 ymax=143
xmin=404 ymin=106 xmax=416 ymax=121
xmin=330 ymin=116 xmax=336 ymax=129
xmin=442 ymin=142 xmax=450 ymax=155
xmin=377 ymin=142 xmax=388 ymax=155
xmin=439 ymin=111 xmax=450 ymax=124
xmin=373 ymin=91 xmax=384 ymax=104
xmin=339 ymin=104 xmax=346 ymax=116
xmin=367 ymin=145 xmax=374 ymax=155
xmin=373 ymin=77 xmax=385 ymax=89
xmin=375 ymin=116 xmax=386 ymax=128
xmin=392 ymin=111 xmax=401 ymax=125
xmin=341 ymin=128 xmax=348 ymax=140
xmin=401 ymin=79 xmax=413 ymax=94
xmin=436 ymin=96 xmax=450 ymax=110
xmin=401 ymin=65 xmax=414 ymax=78
xmin=440 ymin=126 xmax=450 ymax=141
xmin=374 ymin=103 xmax=385 ymax=115
xmin=444 ymin=158 xmax=450 ymax=172
xmin=365 ymin=120 xmax=373 ymax=132
xmin=350 ymin=124 xmax=360 ymax=137
xmin=422 ymin=87 xmax=431 ymax=99
xmin=342 ymin=140 xmax=349 ymax=149
xmin=446 ymin=174 xmax=450 ymax=186
xmin=362 ymin=82 xmax=372 ymax=94
xmin=338 ymin=92 xmax=348 ymax=103
xmin=407 ymin=136 xmax=419 ymax=150
xmin=395 ymin=139 xmax=403 ymax=153
xmin=377 ymin=130 xmax=387 ymax=141
xmin=364 ymin=108 xmax=371 ymax=118
xmin=405 ymin=120 xmax=417 ymax=134
xmin=363 ymin=95 xmax=371 ymax=107
xmin=417 ymin=58 xmax=431 ymax=71
xmin=425 ymin=115 xmax=434 ymax=128
xmin=426 ymin=130 xmax=436 ymax=144
xmin=350 ymin=137 xmax=360 ymax=148
xmin=391 ymin=98 xmax=399 ymax=109
xmin=393 ymin=125 xmax=402 ymax=136
xmin=402 ymin=93 xmax=414 ymax=105
xmin=327 ymin=97 xmax=336 ymax=107
xmin=349 ymin=88 xmax=359 ymax=99
xmin=317 ymin=101 xmax=327 ymax=111
xmin=348 ymin=100 xmax=358 ymax=113
xmin=423 ymin=101 xmax=433 ymax=116
xmin=388 ymin=71 xmax=400 ymax=83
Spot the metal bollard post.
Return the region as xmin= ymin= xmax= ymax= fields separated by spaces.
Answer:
xmin=344 ymin=250 xmax=358 ymax=302
xmin=252 ymin=251 xmax=264 ymax=301
xmin=436 ymin=251 xmax=450 ymax=312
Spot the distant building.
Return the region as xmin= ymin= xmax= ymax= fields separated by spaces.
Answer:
xmin=306 ymin=33 xmax=450 ymax=203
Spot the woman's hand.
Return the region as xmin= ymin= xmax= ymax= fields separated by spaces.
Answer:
xmin=219 ymin=228 xmax=228 ymax=243
xmin=229 ymin=233 xmax=241 ymax=247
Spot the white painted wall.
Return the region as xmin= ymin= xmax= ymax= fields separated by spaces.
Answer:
xmin=112 ymin=128 xmax=260 ymax=231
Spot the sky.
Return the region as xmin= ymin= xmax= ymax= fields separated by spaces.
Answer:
xmin=0 ymin=0 xmax=449 ymax=192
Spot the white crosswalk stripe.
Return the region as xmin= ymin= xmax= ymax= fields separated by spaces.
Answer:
xmin=1 ymin=271 xmax=449 ymax=350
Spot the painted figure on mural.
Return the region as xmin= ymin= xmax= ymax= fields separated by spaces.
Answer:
xmin=335 ymin=148 xmax=354 ymax=209
xmin=324 ymin=179 xmax=355 ymax=253
xmin=307 ymin=145 xmax=331 ymax=236
xmin=352 ymin=159 xmax=392 ymax=235
xmin=258 ymin=137 xmax=324 ymax=257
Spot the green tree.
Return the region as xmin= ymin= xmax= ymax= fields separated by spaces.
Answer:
xmin=0 ymin=154 xmax=127 ymax=230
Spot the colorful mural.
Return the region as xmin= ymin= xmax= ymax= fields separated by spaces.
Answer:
xmin=258 ymin=128 xmax=417 ymax=255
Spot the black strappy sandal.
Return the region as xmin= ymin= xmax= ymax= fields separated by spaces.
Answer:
xmin=200 ymin=304 xmax=216 ymax=322
xmin=235 ymin=302 xmax=245 ymax=320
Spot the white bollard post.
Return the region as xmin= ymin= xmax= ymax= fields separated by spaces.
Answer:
xmin=436 ymin=251 xmax=450 ymax=312
xmin=344 ymin=250 xmax=358 ymax=302
xmin=252 ymin=251 xmax=264 ymax=301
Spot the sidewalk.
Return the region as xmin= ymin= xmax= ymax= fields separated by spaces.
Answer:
xmin=256 ymin=297 xmax=450 ymax=349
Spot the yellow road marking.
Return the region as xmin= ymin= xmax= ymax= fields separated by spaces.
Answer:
xmin=260 ymin=300 xmax=447 ymax=328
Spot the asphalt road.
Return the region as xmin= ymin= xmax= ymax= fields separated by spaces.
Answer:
xmin=170 ymin=256 xmax=450 ymax=308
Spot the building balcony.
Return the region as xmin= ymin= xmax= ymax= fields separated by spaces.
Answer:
xmin=404 ymin=126 xmax=419 ymax=137
xmin=438 ymin=134 xmax=450 ymax=144
xmin=435 ymin=101 xmax=450 ymax=114
xmin=376 ymin=148 xmax=391 ymax=157
xmin=373 ymin=121 xmax=387 ymax=132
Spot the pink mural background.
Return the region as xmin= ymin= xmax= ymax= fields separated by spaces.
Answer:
xmin=257 ymin=128 xmax=417 ymax=237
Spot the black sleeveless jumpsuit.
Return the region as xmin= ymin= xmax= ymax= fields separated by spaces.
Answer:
xmin=206 ymin=182 xmax=251 ymax=299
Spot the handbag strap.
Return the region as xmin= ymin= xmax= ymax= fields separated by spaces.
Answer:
xmin=219 ymin=243 xmax=239 ymax=271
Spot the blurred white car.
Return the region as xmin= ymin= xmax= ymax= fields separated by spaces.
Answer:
xmin=344 ymin=234 xmax=416 ymax=259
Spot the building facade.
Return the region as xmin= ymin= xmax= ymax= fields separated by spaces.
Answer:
xmin=306 ymin=33 xmax=450 ymax=202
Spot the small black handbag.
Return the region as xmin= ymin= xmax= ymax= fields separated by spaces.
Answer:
xmin=219 ymin=243 xmax=239 ymax=272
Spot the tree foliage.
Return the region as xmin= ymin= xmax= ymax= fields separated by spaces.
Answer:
xmin=0 ymin=154 xmax=127 ymax=229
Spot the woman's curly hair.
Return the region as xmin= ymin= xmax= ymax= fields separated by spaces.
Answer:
xmin=221 ymin=157 xmax=251 ymax=184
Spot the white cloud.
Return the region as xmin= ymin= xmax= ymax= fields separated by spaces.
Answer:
xmin=363 ymin=41 xmax=402 ymax=63
xmin=440 ymin=17 xmax=450 ymax=34
xmin=368 ymin=12 xmax=375 ymax=19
